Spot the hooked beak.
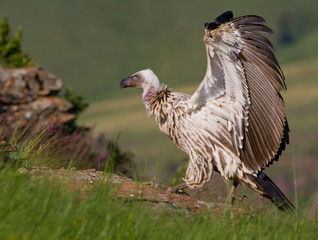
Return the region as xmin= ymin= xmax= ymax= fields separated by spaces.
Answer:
xmin=120 ymin=74 xmax=142 ymax=89
xmin=120 ymin=77 xmax=131 ymax=89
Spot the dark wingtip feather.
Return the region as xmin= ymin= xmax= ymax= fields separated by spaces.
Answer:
xmin=215 ymin=10 xmax=233 ymax=23
xmin=204 ymin=10 xmax=233 ymax=30
xmin=267 ymin=118 xmax=289 ymax=164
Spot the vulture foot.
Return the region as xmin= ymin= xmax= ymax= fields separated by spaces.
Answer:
xmin=166 ymin=183 xmax=188 ymax=195
xmin=231 ymin=193 xmax=247 ymax=204
xmin=229 ymin=181 xmax=247 ymax=204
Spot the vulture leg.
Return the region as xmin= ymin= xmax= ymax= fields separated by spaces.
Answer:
xmin=230 ymin=181 xmax=247 ymax=204
xmin=166 ymin=183 xmax=188 ymax=194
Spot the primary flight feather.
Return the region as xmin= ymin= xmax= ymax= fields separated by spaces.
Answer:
xmin=120 ymin=11 xmax=294 ymax=211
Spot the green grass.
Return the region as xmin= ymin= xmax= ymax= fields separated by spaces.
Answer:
xmin=0 ymin=120 xmax=316 ymax=240
xmin=0 ymin=169 xmax=316 ymax=240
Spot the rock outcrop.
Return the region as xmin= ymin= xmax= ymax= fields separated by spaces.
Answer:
xmin=0 ymin=66 xmax=76 ymax=128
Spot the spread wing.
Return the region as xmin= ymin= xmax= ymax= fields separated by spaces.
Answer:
xmin=189 ymin=11 xmax=288 ymax=174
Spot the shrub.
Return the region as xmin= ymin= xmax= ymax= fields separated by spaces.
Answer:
xmin=0 ymin=116 xmax=133 ymax=175
xmin=0 ymin=18 xmax=34 ymax=68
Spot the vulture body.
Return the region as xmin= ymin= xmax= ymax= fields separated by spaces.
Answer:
xmin=120 ymin=11 xmax=294 ymax=211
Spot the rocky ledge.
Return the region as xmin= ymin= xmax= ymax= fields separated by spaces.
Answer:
xmin=0 ymin=66 xmax=76 ymax=128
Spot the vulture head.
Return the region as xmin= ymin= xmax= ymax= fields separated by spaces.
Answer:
xmin=120 ymin=69 xmax=160 ymax=104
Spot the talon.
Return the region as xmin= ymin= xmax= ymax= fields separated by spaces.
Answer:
xmin=166 ymin=183 xmax=188 ymax=194
xmin=229 ymin=181 xmax=247 ymax=204
xmin=231 ymin=194 xmax=247 ymax=204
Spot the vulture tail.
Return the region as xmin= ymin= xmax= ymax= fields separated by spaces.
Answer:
xmin=253 ymin=172 xmax=295 ymax=212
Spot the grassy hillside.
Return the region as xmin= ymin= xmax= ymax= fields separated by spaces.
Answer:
xmin=0 ymin=0 xmax=318 ymax=102
xmin=0 ymin=169 xmax=316 ymax=239
xmin=0 ymin=121 xmax=315 ymax=239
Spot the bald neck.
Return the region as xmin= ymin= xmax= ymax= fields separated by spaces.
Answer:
xmin=143 ymin=86 xmax=157 ymax=102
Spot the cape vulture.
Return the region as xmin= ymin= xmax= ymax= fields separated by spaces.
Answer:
xmin=120 ymin=11 xmax=294 ymax=211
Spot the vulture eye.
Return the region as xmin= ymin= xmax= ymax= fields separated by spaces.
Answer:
xmin=133 ymin=74 xmax=139 ymax=79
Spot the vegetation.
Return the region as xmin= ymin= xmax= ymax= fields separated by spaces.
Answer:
xmin=62 ymin=85 xmax=90 ymax=133
xmin=0 ymin=121 xmax=316 ymax=239
xmin=63 ymin=86 xmax=89 ymax=116
xmin=170 ymin=157 xmax=188 ymax=186
xmin=0 ymin=18 xmax=34 ymax=68
xmin=0 ymin=116 xmax=133 ymax=175
xmin=0 ymin=138 xmax=317 ymax=239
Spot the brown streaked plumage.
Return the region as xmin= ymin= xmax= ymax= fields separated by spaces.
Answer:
xmin=120 ymin=11 xmax=294 ymax=211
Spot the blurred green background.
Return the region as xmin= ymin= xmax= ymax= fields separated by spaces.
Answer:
xmin=1 ymin=0 xmax=318 ymax=101
xmin=1 ymin=0 xmax=317 ymax=203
